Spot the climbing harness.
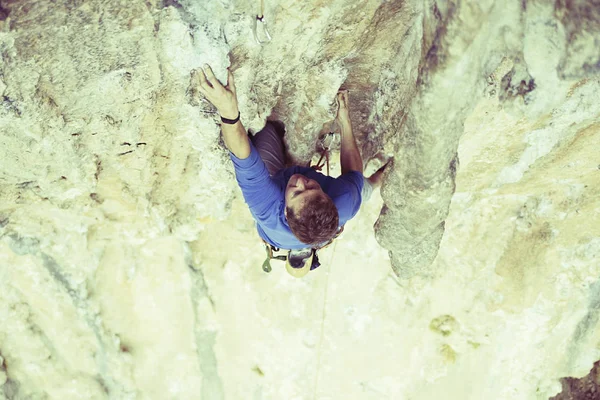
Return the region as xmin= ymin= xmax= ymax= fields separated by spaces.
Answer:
xmin=260 ymin=122 xmax=344 ymax=276
xmin=261 ymin=226 xmax=345 ymax=274
xmin=253 ymin=0 xmax=272 ymax=45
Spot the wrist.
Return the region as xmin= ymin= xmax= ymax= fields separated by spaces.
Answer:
xmin=219 ymin=108 xmax=239 ymax=120
xmin=220 ymin=112 xmax=240 ymax=125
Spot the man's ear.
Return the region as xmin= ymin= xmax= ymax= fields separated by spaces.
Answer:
xmin=284 ymin=207 xmax=288 ymax=218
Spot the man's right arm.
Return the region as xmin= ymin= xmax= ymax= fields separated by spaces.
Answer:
xmin=340 ymin=120 xmax=363 ymax=175
xmin=336 ymin=91 xmax=363 ymax=175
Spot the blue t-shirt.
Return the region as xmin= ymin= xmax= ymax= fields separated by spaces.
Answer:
xmin=229 ymin=141 xmax=364 ymax=250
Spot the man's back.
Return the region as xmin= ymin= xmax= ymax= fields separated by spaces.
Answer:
xmin=229 ymin=141 xmax=365 ymax=250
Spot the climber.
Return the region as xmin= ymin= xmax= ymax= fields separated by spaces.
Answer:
xmin=193 ymin=64 xmax=388 ymax=273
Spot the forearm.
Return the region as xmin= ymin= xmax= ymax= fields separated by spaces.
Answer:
xmin=367 ymin=164 xmax=385 ymax=189
xmin=339 ymin=121 xmax=363 ymax=175
xmin=222 ymin=120 xmax=251 ymax=159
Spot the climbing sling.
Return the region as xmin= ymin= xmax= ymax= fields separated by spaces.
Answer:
xmin=261 ymin=131 xmax=344 ymax=274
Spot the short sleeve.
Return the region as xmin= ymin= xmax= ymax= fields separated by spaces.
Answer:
xmin=229 ymin=141 xmax=281 ymax=221
xmin=330 ymin=171 xmax=364 ymax=222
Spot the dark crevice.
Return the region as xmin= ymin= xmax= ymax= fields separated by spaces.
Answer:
xmin=417 ymin=1 xmax=457 ymax=87
xmin=550 ymin=360 xmax=600 ymax=400
xmin=162 ymin=0 xmax=182 ymax=9
xmin=0 ymin=4 xmax=10 ymax=21
xmin=1 ymin=348 xmax=18 ymax=399
xmin=554 ymin=0 xmax=600 ymax=79
xmin=499 ymin=65 xmax=536 ymax=104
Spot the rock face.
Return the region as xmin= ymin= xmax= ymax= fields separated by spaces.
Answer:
xmin=551 ymin=360 xmax=600 ymax=400
xmin=0 ymin=0 xmax=598 ymax=399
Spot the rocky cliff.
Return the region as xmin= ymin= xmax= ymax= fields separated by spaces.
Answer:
xmin=0 ymin=0 xmax=598 ymax=399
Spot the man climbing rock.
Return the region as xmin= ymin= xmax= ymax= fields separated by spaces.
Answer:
xmin=193 ymin=64 xmax=387 ymax=276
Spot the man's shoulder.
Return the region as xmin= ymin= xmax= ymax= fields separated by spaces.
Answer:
xmin=337 ymin=170 xmax=364 ymax=187
xmin=321 ymin=170 xmax=364 ymax=192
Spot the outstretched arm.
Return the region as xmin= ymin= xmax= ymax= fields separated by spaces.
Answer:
xmin=194 ymin=64 xmax=280 ymax=220
xmin=194 ymin=65 xmax=251 ymax=159
xmin=336 ymin=90 xmax=363 ymax=175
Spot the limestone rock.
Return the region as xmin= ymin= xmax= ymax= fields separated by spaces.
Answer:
xmin=0 ymin=0 xmax=598 ymax=399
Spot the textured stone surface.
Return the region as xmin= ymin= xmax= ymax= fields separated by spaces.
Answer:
xmin=551 ymin=361 xmax=600 ymax=400
xmin=0 ymin=0 xmax=598 ymax=399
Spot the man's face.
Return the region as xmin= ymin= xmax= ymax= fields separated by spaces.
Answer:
xmin=284 ymin=174 xmax=324 ymax=216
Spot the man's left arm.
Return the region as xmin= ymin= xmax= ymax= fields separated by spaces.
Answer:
xmin=194 ymin=64 xmax=250 ymax=159
xmin=335 ymin=90 xmax=364 ymax=176
xmin=194 ymin=65 xmax=279 ymax=220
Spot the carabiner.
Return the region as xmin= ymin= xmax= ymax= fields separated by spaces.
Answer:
xmin=253 ymin=14 xmax=272 ymax=45
xmin=318 ymin=132 xmax=337 ymax=152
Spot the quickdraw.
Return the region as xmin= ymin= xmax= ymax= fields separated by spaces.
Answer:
xmin=311 ymin=131 xmax=337 ymax=176
xmin=253 ymin=0 xmax=272 ymax=45
xmin=261 ymin=243 xmax=286 ymax=273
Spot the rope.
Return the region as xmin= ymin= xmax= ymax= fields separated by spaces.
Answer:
xmin=312 ymin=239 xmax=338 ymax=399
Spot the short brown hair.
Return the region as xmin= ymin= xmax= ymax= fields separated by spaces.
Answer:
xmin=286 ymin=194 xmax=340 ymax=246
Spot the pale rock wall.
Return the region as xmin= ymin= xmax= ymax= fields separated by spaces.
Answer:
xmin=0 ymin=0 xmax=598 ymax=399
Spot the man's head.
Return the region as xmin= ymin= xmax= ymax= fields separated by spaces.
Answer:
xmin=284 ymin=174 xmax=339 ymax=245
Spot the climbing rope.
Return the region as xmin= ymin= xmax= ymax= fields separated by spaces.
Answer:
xmin=253 ymin=0 xmax=272 ymax=45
